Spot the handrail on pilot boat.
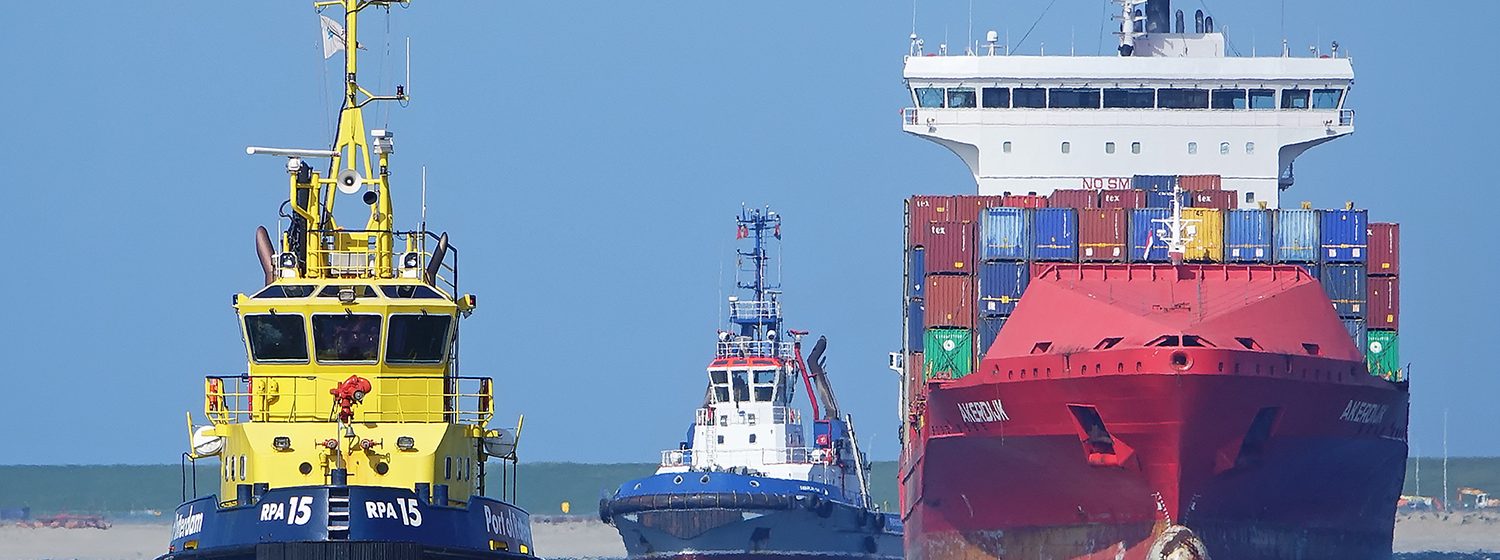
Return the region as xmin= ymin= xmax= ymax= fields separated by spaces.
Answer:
xmin=660 ymin=446 xmax=832 ymax=468
xmin=203 ymin=374 xmax=493 ymax=425
xmin=292 ymin=228 xmax=460 ymax=295
xmin=715 ymin=340 xmax=794 ymax=359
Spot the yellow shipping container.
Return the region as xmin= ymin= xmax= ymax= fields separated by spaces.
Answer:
xmin=1182 ymin=208 xmax=1224 ymax=262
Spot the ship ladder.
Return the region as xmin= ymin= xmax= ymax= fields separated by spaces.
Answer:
xmin=328 ymin=487 xmax=351 ymax=539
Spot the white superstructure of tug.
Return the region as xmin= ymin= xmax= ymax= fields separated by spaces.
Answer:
xmin=902 ymin=1 xmax=1355 ymax=209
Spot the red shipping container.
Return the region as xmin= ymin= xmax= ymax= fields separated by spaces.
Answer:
xmin=1078 ymin=208 xmax=1128 ymax=262
xmin=1099 ymin=189 xmax=1147 ymax=209
xmin=921 ymin=221 xmax=974 ymax=273
xmin=951 ymin=194 xmax=1006 ymax=223
xmin=1368 ymin=222 xmax=1400 ymax=276
xmin=1180 ymin=175 xmax=1223 ymax=191
xmin=925 ymin=275 xmax=975 ymax=329
xmin=1368 ymin=276 xmax=1399 ymax=329
xmin=910 ymin=195 xmax=955 ymax=227
xmin=1049 ymin=189 xmax=1099 ymax=209
xmin=1190 ymin=190 xmax=1238 ymax=210
xmin=1002 ymin=194 xmax=1049 ymax=208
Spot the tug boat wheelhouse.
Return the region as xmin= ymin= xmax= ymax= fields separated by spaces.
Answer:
xmin=161 ymin=2 xmax=532 ymax=559
xmin=600 ymin=208 xmax=902 ymax=560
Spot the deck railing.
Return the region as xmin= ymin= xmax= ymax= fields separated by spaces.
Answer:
xmin=715 ymin=340 xmax=794 ymax=359
xmin=299 ymin=229 xmax=459 ymax=296
xmin=660 ymin=446 xmax=829 ymax=468
xmin=203 ymin=374 xmax=492 ymax=425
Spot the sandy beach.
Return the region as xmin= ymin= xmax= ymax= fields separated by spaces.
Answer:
xmin=1 ymin=514 xmax=1496 ymax=559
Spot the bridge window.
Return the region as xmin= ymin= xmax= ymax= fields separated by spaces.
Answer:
xmin=380 ymin=285 xmax=444 ymax=299
xmin=753 ymin=369 xmax=777 ymax=402
xmin=253 ymin=285 xmax=315 ymax=298
xmin=709 ymin=370 xmax=730 ymax=403
xmin=1211 ymin=89 xmax=1246 ymax=109
xmin=981 ymin=87 xmax=1010 ymax=108
xmin=1312 ymin=88 xmax=1343 ymax=109
xmin=1049 ymin=88 xmax=1100 ymax=109
xmin=245 ymin=314 xmax=309 ymax=362
xmin=947 ymin=88 xmax=976 ymax=108
xmin=914 ymin=87 xmax=944 ymax=108
xmin=1158 ymin=88 xmax=1209 ymax=109
xmin=317 ymin=285 xmax=378 ymax=298
xmin=1249 ymin=89 xmax=1276 ymax=109
xmin=1013 ymin=88 xmax=1046 ymax=108
xmin=1281 ymin=89 xmax=1310 ymax=109
xmin=732 ymin=370 xmax=750 ymax=402
xmin=312 ymin=314 xmax=382 ymax=363
xmin=386 ymin=314 xmax=453 ymax=364
xmin=1103 ymin=88 xmax=1154 ymax=108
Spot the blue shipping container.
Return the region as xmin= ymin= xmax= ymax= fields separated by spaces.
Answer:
xmin=908 ymin=247 xmax=925 ymax=299
xmin=907 ymin=298 xmax=925 ymax=348
xmin=1031 ymin=208 xmax=1079 ymax=262
xmin=1298 ymin=262 xmax=1322 ymax=282
xmin=1275 ymin=209 xmax=1319 ymax=263
xmin=978 ymin=315 xmax=1007 ymax=358
xmin=981 ymin=207 xmax=1030 ymax=261
xmin=1133 ymin=175 xmax=1187 ymax=209
xmin=1343 ymin=318 xmax=1368 ymax=353
xmin=1129 ymin=208 xmax=1172 ymax=263
xmin=1320 ymin=209 xmax=1369 ymax=263
xmin=1225 ymin=209 xmax=1273 ymax=263
xmin=979 ymin=261 xmax=1029 ymax=317
xmin=1321 ymin=263 xmax=1367 ymax=318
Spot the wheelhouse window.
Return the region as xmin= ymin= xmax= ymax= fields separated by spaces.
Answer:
xmin=312 ymin=314 xmax=382 ymax=362
xmin=947 ymin=88 xmax=976 ymax=108
xmin=1013 ymin=88 xmax=1046 ymax=108
xmin=1312 ymin=88 xmax=1343 ymax=109
xmin=380 ymin=285 xmax=444 ymax=299
xmin=386 ymin=314 xmax=452 ymax=364
xmin=1211 ymin=89 xmax=1247 ymax=109
xmin=1049 ymin=88 xmax=1100 ymax=109
xmin=752 ymin=369 xmax=777 ymax=402
xmin=1281 ymin=89 xmax=1310 ymax=109
xmin=915 ymin=87 xmax=944 ymax=108
xmin=709 ymin=370 xmax=730 ymax=403
xmin=1249 ymin=89 xmax=1276 ymax=109
xmin=245 ymin=314 xmax=308 ymax=362
xmin=1158 ymin=88 xmax=1209 ymax=109
xmin=1103 ymin=88 xmax=1154 ymax=108
xmin=981 ymin=87 xmax=1010 ymax=108
xmin=731 ymin=370 xmax=750 ymax=402
xmin=253 ymin=285 xmax=315 ymax=299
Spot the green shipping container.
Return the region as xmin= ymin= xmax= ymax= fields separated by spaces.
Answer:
xmin=924 ymin=328 xmax=973 ymax=380
xmin=1367 ymin=330 xmax=1401 ymax=381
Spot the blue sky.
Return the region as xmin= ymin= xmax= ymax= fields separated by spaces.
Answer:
xmin=0 ymin=1 xmax=1494 ymax=464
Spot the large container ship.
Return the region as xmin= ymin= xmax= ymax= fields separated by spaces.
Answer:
xmin=159 ymin=2 xmax=533 ymax=559
xmin=600 ymin=208 xmax=902 ymax=560
xmin=896 ymin=2 xmax=1408 ymax=559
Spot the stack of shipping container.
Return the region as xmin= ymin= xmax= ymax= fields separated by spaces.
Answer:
xmin=905 ymin=174 xmax=1403 ymax=386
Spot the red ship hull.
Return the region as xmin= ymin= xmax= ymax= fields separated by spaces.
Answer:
xmin=902 ymin=265 xmax=1409 ymax=560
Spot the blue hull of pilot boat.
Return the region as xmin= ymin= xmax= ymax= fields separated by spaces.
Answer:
xmin=600 ymin=472 xmax=902 ymax=560
xmin=157 ymin=485 xmax=533 ymax=560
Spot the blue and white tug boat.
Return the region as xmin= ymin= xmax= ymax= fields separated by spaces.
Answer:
xmin=600 ymin=208 xmax=902 ymax=560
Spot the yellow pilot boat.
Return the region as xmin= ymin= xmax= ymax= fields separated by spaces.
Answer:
xmin=161 ymin=2 xmax=532 ymax=559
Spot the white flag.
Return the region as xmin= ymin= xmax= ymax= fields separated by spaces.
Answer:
xmin=320 ymin=14 xmax=345 ymax=59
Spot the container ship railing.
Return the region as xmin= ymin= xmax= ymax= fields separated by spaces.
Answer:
xmin=660 ymin=446 xmax=832 ymax=468
xmin=203 ymin=374 xmax=493 ymax=425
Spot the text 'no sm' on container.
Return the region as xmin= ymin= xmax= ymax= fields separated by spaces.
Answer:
xmin=981 ymin=207 xmax=1029 ymax=262
xmin=1079 ymin=208 xmax=1128 ymax=262
xmin=1031 ymin=208 xmax=1079 ymax=262
xmin=1225 ymin=209 xmax=1273 ymax=263
xmin=1321 ymin=208 xmax=1369 ymax=263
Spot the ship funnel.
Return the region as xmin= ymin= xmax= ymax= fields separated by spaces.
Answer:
xmin=255 ymin=226 xmax=276 ymax=285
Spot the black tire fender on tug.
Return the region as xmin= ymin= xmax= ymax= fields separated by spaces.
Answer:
xmin=603 ymin=492 xmax=801 ymax=517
